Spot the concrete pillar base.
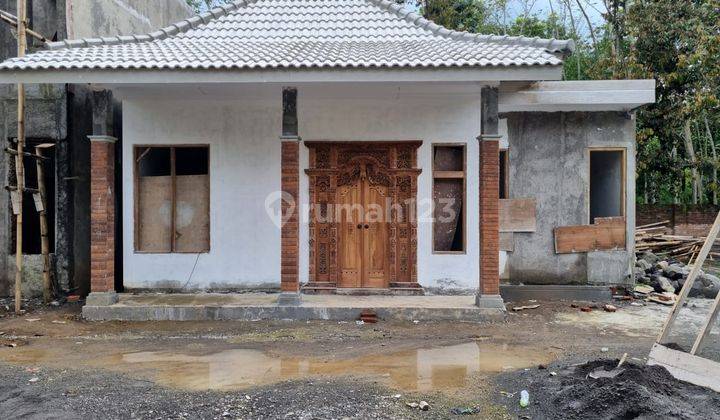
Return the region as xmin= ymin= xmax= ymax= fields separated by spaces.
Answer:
xmin=277 ymin=292 xmax=302 ymax=306
xmin=85 ymin=292 xmax=119 ymax=306
xmin=475 ymin=294 xmax=506 ymax=311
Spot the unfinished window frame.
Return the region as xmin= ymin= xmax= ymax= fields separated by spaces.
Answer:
xmin=499 ymin=148 xmax=509 ymax=199
xmin=133 ymin=144 xmax=211 ymax=254
xmin=587 ymin=147 xmax=627 ymax=225
xmin=431 ymin=143 xmax=467 ymax=255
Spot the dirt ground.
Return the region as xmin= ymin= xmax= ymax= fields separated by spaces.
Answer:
xmin=0 ymin=297 xmax=718 ymax=419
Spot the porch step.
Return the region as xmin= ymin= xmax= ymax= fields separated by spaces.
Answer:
xmin=335 ymin=287 xmax=424 ymax=296
xmin=302 ymin=282 xmax=337 ymax=295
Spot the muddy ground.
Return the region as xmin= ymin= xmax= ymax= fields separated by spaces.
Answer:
xmin=0 ymin=298 xmax=718 ymax=419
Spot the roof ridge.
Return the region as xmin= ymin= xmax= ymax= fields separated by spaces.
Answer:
xmin=46 ymin=0 xmax=259 ymax=51
xmin=363 ymin=0 xmax=574 ymax=54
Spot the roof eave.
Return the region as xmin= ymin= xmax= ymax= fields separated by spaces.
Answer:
xmin=0 ymin=65 xmax=565 ymax=85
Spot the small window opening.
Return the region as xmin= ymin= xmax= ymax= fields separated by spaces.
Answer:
xmin=282 ymin=87 xmax=298 ymax=137
xmin=432 ymin=145 xmax=465 ymax=253
xmin=499 ymin=149 xmax=509 ymax=199
xmin=135 ymin=146 xmax=210 ymax=253
xmin=589 ymin=150 xmax=625 ymax=224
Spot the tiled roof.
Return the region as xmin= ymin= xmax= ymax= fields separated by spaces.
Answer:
xmin=0 ymin=0 xmax=573 ymax=71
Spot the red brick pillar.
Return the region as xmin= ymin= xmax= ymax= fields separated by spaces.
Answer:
xmin=479 ymin=136 xmax=501 ymax=295
xmin=86 ymin=135 xmax=118 ymax=306
xmin=279 ymin=140 xmax=301 ymax=305
xmin=477 ymin=87 xmax=504 ymax=310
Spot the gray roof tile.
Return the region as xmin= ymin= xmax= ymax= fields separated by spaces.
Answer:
xmin=0 ymin=0 xmax=573 ymax=71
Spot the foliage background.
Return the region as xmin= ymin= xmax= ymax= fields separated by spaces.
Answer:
xmin=186 ymin=0 xmax=720 ymax=206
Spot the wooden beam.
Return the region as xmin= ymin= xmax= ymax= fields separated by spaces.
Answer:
xmin=13 ymin=0 xmax=26 ymax=314
xmin=554 ymin=222 xmax=625 ymax=254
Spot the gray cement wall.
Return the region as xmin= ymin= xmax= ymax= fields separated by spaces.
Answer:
xmin=503 ymin=111 xmax=636 ymax=285
xmin=0 ymin=0 xmax=191 ymax=297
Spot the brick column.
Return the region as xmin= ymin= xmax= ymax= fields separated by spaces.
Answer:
xmin=476 ymin=87 xmax=505 ymax=310
xmin=86 ymin=135 xmax=118 ymax=306
xmin=279 ymin=140 xmax=301 ymax=305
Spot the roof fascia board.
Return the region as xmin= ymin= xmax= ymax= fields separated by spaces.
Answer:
xmin=0 ymin=66 xmax=563 ymax=85
xmin=499 ymin=79 xmax=656 ymax=112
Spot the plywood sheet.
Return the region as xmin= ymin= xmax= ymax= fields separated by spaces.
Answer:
xmin=500 ymin=198 xmax=536 ymax=232
xmin=499 ymin=232 xmax=514 ymax=252
xmin=175 ymin=174 xmax=210 ymax=253
xmin=138 ymin=176 xmax=172 ymax=252
xmin=554 ymin=222 xmax=626 ymax=254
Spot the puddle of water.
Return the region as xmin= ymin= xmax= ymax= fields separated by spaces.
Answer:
xmin=0 ymin=341 xmax=553 ymax=392
xmin=113 ymin=342 xmax=551 ymax=391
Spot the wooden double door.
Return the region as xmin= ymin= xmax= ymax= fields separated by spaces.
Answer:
xmin=337 ymin=167 xmax=388 ymax=288
xmin=305 ymin=141 xmax=421 ymax=290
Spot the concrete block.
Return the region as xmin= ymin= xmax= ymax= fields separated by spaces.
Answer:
xmin=475 ymin=294 xmax=506 ymax=310
xmin=85 ymin=292 xmax=119 ymax=306
xmin=500 ymin=284 xmax=612 ymax=302
xmin=587 ymin=250 xmax=632 ymax=285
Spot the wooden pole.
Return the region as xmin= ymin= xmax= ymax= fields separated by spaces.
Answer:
xmin=14 ymin=0 xmax=26 ymax=314
xmin=35 ymin=145 xmax=51 ymax=303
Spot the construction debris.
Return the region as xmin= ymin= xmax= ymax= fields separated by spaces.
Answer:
xmin=635 ymin=220 xmax=707 ymax=263
xmin=634 ymin=250 xmax=720 ymax=300
xmin=512 ymin=304 xmax=540 ymax=311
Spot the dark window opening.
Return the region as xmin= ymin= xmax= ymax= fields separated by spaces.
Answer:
xmin=589 ymin=150 xmax=625 ymax=224
xmin=432 ymin=145 xmax=465 ymax=253
xmin=8 ymin=139 xmax=56 ymax=254
xmin=499 ymin=149 xmax=508 ymax=199
xmin=282 ymin=87 xmax=298 ymax=137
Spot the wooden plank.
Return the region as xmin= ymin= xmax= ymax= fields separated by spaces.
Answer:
xmin=138 ymin=176 xmax=173 ymax=252
xmin=499 ymin=232 xmax=514 ymax=252
xmin=648 ymin=343 xmax=720 ymax=393
xmin=658 ymin=210 xmax=720 ymax=344
xmin=174 ymin=175 xmax=210 ymax=253
xmin=500 ymin=198 xmax=536 ymax=232
xmin=554 ymin=223 xmax=626 ymax=253
xmin=433 ymin=170 xmax=465 ymax=179
xmin=595 ymin=216 xmax=625 ymax=225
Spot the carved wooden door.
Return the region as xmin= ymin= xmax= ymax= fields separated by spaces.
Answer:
xmin=338 ymin=179 xmax=363 ymax=288
xmin=362 ymin=179 xmax=388 ymax=288
xmin=338 ymin=166 xmax=388 ymax=288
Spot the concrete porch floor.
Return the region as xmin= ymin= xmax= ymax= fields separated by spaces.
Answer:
xmin=82 ymin=293 xmax=506 ymax=322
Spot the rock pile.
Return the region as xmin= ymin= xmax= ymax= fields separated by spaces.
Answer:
xmin=634 ymin=251 xmax=720 ymax=299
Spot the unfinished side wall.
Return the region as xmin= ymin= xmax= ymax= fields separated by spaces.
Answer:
xmin=67 ymin=0 xmax=192 ymax=39
xmin=504 ymin=112 xmax=636 ymax=285
xmin=0 ymin=0 xmax=191 ymax=297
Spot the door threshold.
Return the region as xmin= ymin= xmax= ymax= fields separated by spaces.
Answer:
xmin=335 ymin=287 xmax=424 ymax=296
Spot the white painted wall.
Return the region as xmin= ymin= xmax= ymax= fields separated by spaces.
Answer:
xmin=121 ymin=84 xmax=484 ymax=290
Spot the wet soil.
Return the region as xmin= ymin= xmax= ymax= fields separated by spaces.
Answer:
xmin=0 ymin=298 xmax=718 ymax=418
xmin=496 ymin=359 xmax=720 ymax=419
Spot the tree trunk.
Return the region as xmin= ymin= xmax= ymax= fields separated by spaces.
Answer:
xmin=684 ymin=120 xmax=700 ymax=204
xmin=705 ymin=114 xmax=718 ymax=205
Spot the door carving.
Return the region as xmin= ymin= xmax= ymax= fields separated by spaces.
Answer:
xmin=306 ymin=142 xmax=421 ymax=288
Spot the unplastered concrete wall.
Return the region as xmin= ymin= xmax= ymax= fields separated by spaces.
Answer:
xmin=119 ymin=84 xmax=483 ymax=290
xmin=67 ymin=0 xmax=192 ymax=39
xmin=504 ymin=111 xmax=636 ymax=285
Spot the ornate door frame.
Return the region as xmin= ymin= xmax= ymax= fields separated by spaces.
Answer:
xmin=305 ymin=141 xmax=422 ymax=288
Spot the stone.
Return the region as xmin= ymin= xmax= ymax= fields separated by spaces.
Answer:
xmin=689 ymin=273 xmax=720 ymax=299
xmin=419 ymin=401 xmax=430 ymax=411
xmin=635 ymin=259 xmax=652 ymax=272
xmin=641 ymin=251 xmax=660 ymax=264
xmin=656 ymin=276 xmax=676 ymax=294
xmin=603 ymin=304 xmax=617 ymax=313
xmin=664 ymin=264 xmax=688 ymax=280
xmin=657 ymin=260 xmax=669 ymax=270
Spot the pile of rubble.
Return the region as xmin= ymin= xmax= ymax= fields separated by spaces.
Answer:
xmin=634 ymin=251 xmax=720 ymax=299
